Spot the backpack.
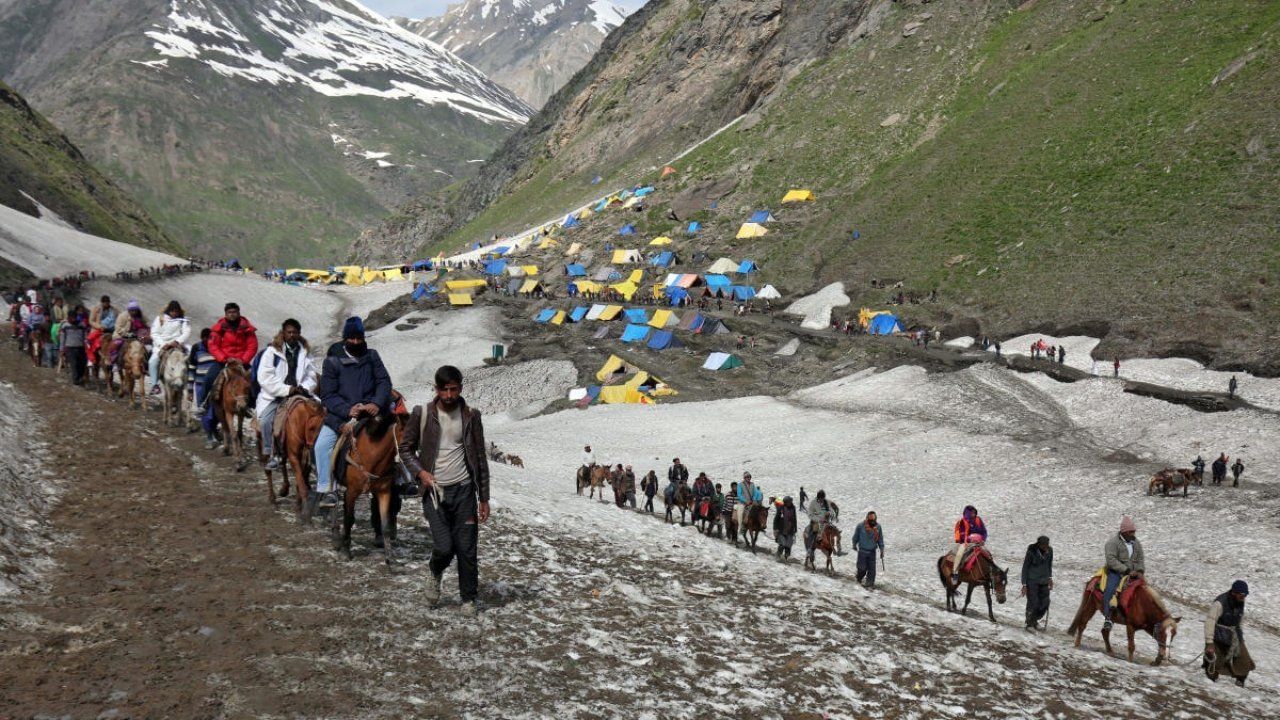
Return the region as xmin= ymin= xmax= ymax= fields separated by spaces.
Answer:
xmin=248 ymin=348 xmax=268 ymax=399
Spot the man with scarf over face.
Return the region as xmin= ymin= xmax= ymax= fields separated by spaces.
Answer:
xmin=315 ymin=316 xmax=392 ymax=508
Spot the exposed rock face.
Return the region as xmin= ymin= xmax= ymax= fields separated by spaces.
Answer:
xmin=395 ymin=0 xmax=633 ymax=110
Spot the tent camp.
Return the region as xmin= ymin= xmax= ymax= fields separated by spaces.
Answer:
xmin=598 ymin=305 xmax=624 ymax=321
xmin=573 ymin=280 xmax=603 ymax=295
xmin=535 ymin=309 xmax=556 ymax=323
xmin=610 ymin=281 xmax=639 ymax=300
xmin=757 ymin=284 xmax=782 ymax=300
xmin=619 ymin=224 xmax=637 ymax=236
xmin=731 ymin=286 xmax=756 ymax=301
xmin=621 ymin=324 xmax=651 ymax=343
xmin=538 ymin=238 xmax=559 ymax=250
xmin=562 ymin=215 xmax=580 ymax=229
xmin=782 ymin=189 xmax=816 ymax=203
xmin=445 ymin=279 xmax=487 ymax=292
xmin=505 ymin=278 xmax=523 ymax=295
xmin=586 ymin=304 xmax=608 ymax=321
xmin=703 ymin=352 xmax=744 ymax=370
xmin=597 ymin=386 xmax=653 ymax=405
xmin=626 ymin=269 xmax=644 ymax=285
xmin=647 ymin=330 xmax=681 ymax=351
xmin=596 ymin=355 xmax=637 ymax=382
xmin=867 ymin=313 xmax=902 ymax=335
xmin=634 ymin=186 xmax=655 ymax=197
xmin=550 ymin=311 xmax=566 ymax=326
xmin=520 ymin=265 xmax=539 ymax=276
xmin=671 ymin=273 xmax=701 ymax=289
xmin=687 ymin=221 xmax=701 ymax=234
xmin=665 ymin=287 xmax=688 ymax=305
xmin=622 ymin=196 xmax=643 ymax=209
xmin=676 ymin=312 xmax=705 ymax=332
xmin=699 ymin=318 xmax=731 ymax=335
xmin=569 ymin=307 xmax=589 ymax=323
xmin=566 ymin=242 xmax=583 ymax=256
xmin=649 ymin=236 xmax=672 ymax=246
xmin=738 ymin=259 xmax=759 ymax=273
xmin=566 ymin=263 xmax=587 ymax=277
xmin=704 ymin=274 xmax=731 ymax=290
xmin=612 ymin=249 xmax=643 ymax=264
xmin=624 ymin=308 xmax=649 ymax=324
xmin=651 ymin=251 xmax=675 ymax=267
xmin=484 ymin=260 xmax=508 ymax=275
xmin=648 ymin=309 xmax=678 ymax=328
xmin=518 ymin=280 xmax=543 ymax=295
xmin=749 ymin=210 xmax=775 ymax=223
xmin=706 ymin=257 xmax=738 ymax=274
xmin=736 ymin=223 xmax=769 ymax=239
xmin=448 ymin=294 xmax=473 ymax=306
xmin=593 ymin=266 xmax=621 ymax=282
xmin=505 ymin=265 xmax=526 ymax=278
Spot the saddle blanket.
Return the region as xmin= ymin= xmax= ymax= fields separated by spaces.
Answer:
xmin=1087 ymin=569 xmax=1145 ymax=615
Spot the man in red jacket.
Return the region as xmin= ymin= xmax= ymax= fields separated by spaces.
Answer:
xmin=199 ymin=302 xmax=258 ymax=413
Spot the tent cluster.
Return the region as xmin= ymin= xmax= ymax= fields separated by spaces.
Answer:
xmin=532 ymin=303 xmax=731 ymax=349
xmin=568 ymin=355 xmax=679 ymax=406
xmin=268 ymin=262 xmax=431 ymax=287
xmin=858 ymin=308 xmax=902 ymax=335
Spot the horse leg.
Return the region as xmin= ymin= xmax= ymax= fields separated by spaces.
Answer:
xmin=962 ymin=584 xmax=975 ymax=616
xmin=986 ymin=586 xmax=995 ymax=622
xmin=377 ymin=490 xmax=396 ymax=569
xmin=341 ymin=488 xmax=356 ymax=560
xmin=1102 ymin=625 xmax=1113 ymax=655
xmin=1127 ymin=626 xmax=1136 ymax=663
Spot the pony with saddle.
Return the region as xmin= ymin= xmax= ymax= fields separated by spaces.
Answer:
xmin=804 ymin=524 xmax=841 ymax=574
xmin=1147 ymin=468 xmax=1193 ymax=498
xmin=157 ymin=346 xmax=189 ymax=427
xmin=694 ymin=496 xmax=721 ymax=536
xmin=1066 ymin=574 xmax=1180 ymax=665
xmin=937 ymin=544 xmax=1009 ymax=621
xmin=116 ymin=338 xmax=148 ymax=409
xmin=664 ymin=483 xmax=694 ymax=526
xmin=742 ymin=503 xmax=769 ymax=553
xmin=587 ymin=465 xmax=610 ymax=502
xmin=260 ymin=395 xmax=326 ymax=522
xmin=331 ymin=397 xmax=408 ymax=568
xmin=212 ymin=359 xmax=254 ymax=471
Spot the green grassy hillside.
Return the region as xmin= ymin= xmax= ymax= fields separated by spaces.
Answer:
xmin=415 ymin=0 xmax=1280 ymax=370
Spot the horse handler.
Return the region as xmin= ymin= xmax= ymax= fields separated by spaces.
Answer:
xmin=1204 ymin=580 xmax=1255 ymax=687
xmin=399 ymin=365 xmax=490 ymax=617
xmin=853 ymin=511 xmax=884 ymax=589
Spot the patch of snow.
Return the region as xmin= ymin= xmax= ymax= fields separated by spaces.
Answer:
xmin=0 ymin=382 xmax=57 ymax=596
xmin=785 ymin=282 xmax=850 ymax=330
xmin=361 ymin=150 xmax=391 ymax=159
xmin=0 ymin=204 xmax=184 ymax=277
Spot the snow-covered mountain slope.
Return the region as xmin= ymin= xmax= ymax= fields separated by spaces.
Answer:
xmin=396 ymin=0 xmax=633 ymax=108
xmin=0 ymin=0 xmax=532 ymax=264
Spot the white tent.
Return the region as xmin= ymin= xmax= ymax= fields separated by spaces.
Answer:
xmin=706 ymin=257 xmax=738 ymax=274
xmin=757 ymin=284 xmax=782 ymax=300
xmin=586 ymin=304 xmax=608 ymax=321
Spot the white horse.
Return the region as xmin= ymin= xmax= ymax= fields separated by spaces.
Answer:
xmin=158 ymin=346 xmax=188 ymax=427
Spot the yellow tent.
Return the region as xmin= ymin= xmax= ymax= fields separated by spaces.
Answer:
xmin=446 ymin=279 xmax=487 ymax=291
xmin=448 ymin=294 xmax=474 ymax=306
xmin=550 ymin=311 xmax=567 ymax=326
xmin=649 ymin=236 xmax=673 ymax=246
xmin=598 ymin=305 xmax=623 ymax=321
xmin=650 ymin=284 xmax=667 ymax=299
xmin=577 ymin=208 xmax=594 ymax=219
xmin=626 ymin=269 xmax=644 ymax=285
xmin=596 ymin=354 xmax=631 ymax=381
xmin=521 ymin=265 xmax=539 ymax=276
xmin=610 ymin=281 xmax=639 ymax=300
xmin=574 ymin=280 xmax=602 ymax=294
xmin=334 ymin=264 xmax=362 ymax=276
xmin=782 ymin=189 xmax=816 ymax=203
xmin=736 ymin=223 xmax=769 ymax=239
xmin=858 ymin=308 xmax=894 ymax=329
xmin=538 ymin=238 xmax=559 ymax=250
xmin=383 ymin=268 xmax=404 ymax=282
xmin=362 ymin=269 xmax=385 ymax=284
xmin=518 ymin=279 xmax=542 ymax=294
xmin=612 ymin=249 xmax=642 ymax=264
xmin=598 ymin=386 xmax=653 ymax=405
xmin=566 ymin=242 xmax=583 ymax=256
xmin=344 ymin=273 xmax=366 ymax=287
xmin=649 ymin=309 xmax=677 ymax=328
xmin=622 ymin=196 xmax=643 ymax=209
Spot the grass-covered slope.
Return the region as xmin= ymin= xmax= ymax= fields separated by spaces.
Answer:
xmin=403 ymin=0 xmax=1280 ymax=370
xmin=0 ymin=80 xmax=177 ymax=253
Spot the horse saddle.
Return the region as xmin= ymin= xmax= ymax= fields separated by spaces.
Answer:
xmin=963 ymin=547 xmax=992 ymax=572
xmin=272 ymin=395 xmax=315 ymax=447
xmin=698 ymin=499 xmax=713 ymax=517
xmin=1087 ymin=570 xmax=1144 ymax=617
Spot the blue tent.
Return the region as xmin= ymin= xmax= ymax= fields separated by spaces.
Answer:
xmin=749 ymin=210 xmax=775 ymax=223
xmin=647 ymin=330 xmax=681 ymax=350
xmin=619 ymin=224 xmax=636 ymax=236
xmin=569 ymin=307 xmax=589 ymax=322
xmin=619 ymin=190 xmax=632 ymax=200
xmin=666 ymin=287 xmax=688 ymax=306
xmin=566 ymin=282 xmax=579 ymax=296
xmin=594 ymin=198 xmax=610 ymax=212
xmin=738 ymin=259 xmax=758 ymax=273
xmin=591 ymin=175 xmax=603 ymax=185
xmin=731 ymin=286 xmax=757 ymax=301
xmin=634 ymin=186 xmax=655 ymax=197
xmin=471 ymin=242 xmax=482 ymax=250
xmin=484 ymin=259 xmax=507 ymax=275
xmin=687 ymin=221 xmax=701 ymax=234
xmin=651 ymin=251 xmax=674 ymax=267
xmin=535 ymin=309 xmax=556 ymax=323
xmin=562 ymin=215 xmax=580 ymax=228
xmin=624 ymin=308 xmax=649 ymax=324
xmin=868 ymin=314 xmax=902 ymax=335
xmin=679 ymin=313 xmax=705 ymax=332
xmin=411 ymin=259 xmax=433 ymax=270
xmin=566 ymin=263 xmax=587 ymax=277
xmin=704 ymin=274 xmax=731 ymax=289
xmin=621 ymin=324 xmax=651 ymax=343
xmin=488 ymin=246 xmax=510 ymax=257
xmin=411 ymin=283 xmax=436 ymax=301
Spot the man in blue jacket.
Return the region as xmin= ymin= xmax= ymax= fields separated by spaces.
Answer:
xmin=314 ymin=317 xmax=392 ymax=508
xmin=853 ymin=510 xmax=885 ymax=589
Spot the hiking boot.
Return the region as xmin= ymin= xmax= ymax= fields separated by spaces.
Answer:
xmin=265 ymin=457 xmax=281 ymax=471
xmin=318 ymin=492 xmax=339 ymax=509
xmin=1102 ymin=620 xmax=1113 ymax=631
xmin=459 ymin=601 xmax=478 ymax=617
xmin=204 ymin=436 xmax=219 ymax=450
xmin=425 ymin=574 xmax=442 ymax=604
xmin=1025 ymin=625 xmax=1037 ymax=633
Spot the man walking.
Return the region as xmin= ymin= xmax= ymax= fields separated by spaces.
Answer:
xmin=399 ymin=365 xmax=491 ymax=616
xmin=1228 ymin=375 xmax=1238 ymax=399
xmin=255 ymin=319 xmax=318 ymax=470
xmin=1020 ymin=535 xmax=1053 ymax=631
xmin=58 ymin=306 xmax=89 ymax=385
xmin=1204 ymin=580 xmax=1255 ymax=686
xmin=1230 ymin=457 xmax=1244 ymax=487
xmin=852 ymin=511 xmax=884 ymax=589
xmin=1102 ymin=516 xmax=1144 ymax=631
xmin=641 ymin=471 xmax=658 ymax=513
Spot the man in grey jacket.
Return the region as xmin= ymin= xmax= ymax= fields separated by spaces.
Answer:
xmin=1102 ymin=516 xmax=1145 ymax=630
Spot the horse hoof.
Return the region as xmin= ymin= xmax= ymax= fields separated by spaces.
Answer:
xmin=372 ymin=535 xmax=385 ymax=549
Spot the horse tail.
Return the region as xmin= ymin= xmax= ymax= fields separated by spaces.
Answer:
xmin=936 ymin=556 xmax=951 ymax=593
xmin=1065 ymin=584 xmax=1095 ymax=636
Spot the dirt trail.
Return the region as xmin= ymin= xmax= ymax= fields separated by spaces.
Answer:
xmin=0 ymin=348 xmax=1267 ymax=718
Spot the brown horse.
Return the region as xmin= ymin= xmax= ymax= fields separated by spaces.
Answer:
xmin=117 ymin=338 xmax=148 ymax=409
xmin=804 ymin=525 xmax=841 ymax=574
xmin=214 ymin=360 xmax=253 ymax=472
xmin=507 ymin=455 xmax=524 ymax=468
xmin=1147 ymin=469 xmax=1192 ymax=498
xmin=724 ymin=506 xmax=739 ymax=545
xmin=263 ymin=398 xmax=325 ymax=522
xmin=27 ymin=322 xmax=47 ymax=367
xmin=694 ymin=497 xmax=720 ymax=536
xmin=332 ymin=411 xmax=406 ymax=568
xmin=588 ymin=465 xmax=610 ymax=502
xmin=575 ymin=465 xmax=591 ymax=495
xmin=157 ymin=346 xmax=188 ymax=427
xmin=88 ymin=332 xmax=115 ymax=395
xmin=742 ymin=504 xmax=769 ymax=553
xmin=1066 ymin=577 xmax=1180 ymax=665
xmin=936 ymin=548 xmax=1009 ymax=621
xmin=664 ymin=484 xmax=694 ymax=525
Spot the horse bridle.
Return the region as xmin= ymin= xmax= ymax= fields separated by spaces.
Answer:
xmin=343 ymin=420 xmax=403 ymax=484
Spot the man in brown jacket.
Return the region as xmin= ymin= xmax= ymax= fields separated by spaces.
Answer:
xmin=398 ymin=365 xmax=490 ymax=616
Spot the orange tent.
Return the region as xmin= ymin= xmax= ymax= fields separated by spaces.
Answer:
xmin=662 ymin=166 xmax=677 ymax=177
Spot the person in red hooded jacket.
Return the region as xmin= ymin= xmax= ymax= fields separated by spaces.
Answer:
xmin=199 ymin=302 xmax=258 ymax=412
xmin=949 ymin=505 xmax=988 ymax=583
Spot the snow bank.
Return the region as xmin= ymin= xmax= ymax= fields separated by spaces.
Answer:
xmin=0 ymin=204 xmax=183 ymax=277
xmin=0 ymin=381 xmax=58 ymax=596
xmin=367 ymin=308 xmax=503 ymax=404
xmin=462 ymin=360 xmax=578 ymax=424
xmin=785 ymin=282 xmax=849 ymax=330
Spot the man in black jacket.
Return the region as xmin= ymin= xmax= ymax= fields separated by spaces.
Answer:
xmin=398 ymin=365 xmax=490 ymax=617
xmin=1021 ymin=535 xmax=1053 ymax=631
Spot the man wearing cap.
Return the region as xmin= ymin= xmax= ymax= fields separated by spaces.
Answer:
xmin=1020 ymin=535 xmax=1054 ymax=631
xmin=668 ymin=457 xmax=688 ymax=487
xmin=1204 ymin=580 xmax=1255 ymax=686
xmin=315 ymin=316 xmax=392 ymax=508
xmin=1102 ymin=516 xmax=1144 ymax=631
xmin=200 ymin=302 xmax=258 ymax=412
xmin=734 ymin=472 xmax=762 ymax=531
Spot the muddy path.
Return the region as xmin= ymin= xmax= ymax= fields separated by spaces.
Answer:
xmin=0 ymin=348 xmax=1266 ymax=718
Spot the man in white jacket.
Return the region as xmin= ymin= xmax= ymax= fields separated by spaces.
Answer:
xmin=148 ymin=300 xmax=191 ymax=393
xmin=256 ymin=318 xmax=319 ymax=470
